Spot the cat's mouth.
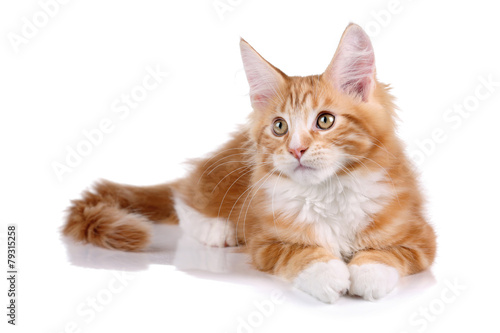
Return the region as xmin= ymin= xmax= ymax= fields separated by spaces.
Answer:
xmin=294 ymin=164 xmax=314 ymax=172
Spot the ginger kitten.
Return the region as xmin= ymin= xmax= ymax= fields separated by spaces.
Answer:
xmin=63 ymin=23 xmax=436 ymax=303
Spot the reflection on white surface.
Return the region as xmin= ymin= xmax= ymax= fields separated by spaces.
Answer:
xmin=63 ymin=225 xmax=181 ymax=271
xmin=55 ymin=223 xmax=442 ymax=333
xmin=64 ymin=225 xmax=246 ymax=273
xmin=63 ymin=224 xmax=246 ymax=272
xmin=63 ymin=224 xmax=437 ymax=301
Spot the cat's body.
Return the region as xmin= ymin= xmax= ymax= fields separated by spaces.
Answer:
xmin=64 ymin=24 xmax=436 ymax=303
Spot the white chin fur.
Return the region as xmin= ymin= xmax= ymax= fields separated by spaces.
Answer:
xmin=284 ymin=164 xmax=337 ymax=185
xmin=293 ymin=259 xmax=350 ymax=303
xmin=348 ymin=263 xmax=399 ymax=300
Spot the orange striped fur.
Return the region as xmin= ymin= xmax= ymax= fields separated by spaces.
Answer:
xmin=63 ymin=23 xmax=436 ymax=302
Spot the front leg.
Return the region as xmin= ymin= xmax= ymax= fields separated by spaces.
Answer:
xmin=348 ymin=246 xmax=431 ymax=300
xmin=249 ymin=240 xmax=350 ymax=303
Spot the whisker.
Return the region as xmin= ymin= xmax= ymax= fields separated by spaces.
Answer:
xmin=362 ymin=133 xmax=398 ymax=160
xmin=344 ymin=154 xmax=401 ymax=207
xmin=217 ymin=164 xmax=266 ymax=247
xmin=240 ymin=168 xmax=278 ymax=246
xmin=207 ymin=160 xmax=253 ymax=176
xmin=271 ymin=170 xmax=284 ymax=243
xmin=202 ymin=148 xmax=253 ymax=168
xmin=211 ymin=165 xmax=253 ymax=194
xmin=197 ymin=148 xmax=273 ymax=184
xmin=231 ymin=168 xmax=278 ymax=245
xmin=197 ymin=152 xmax=273 ymax=184
xmin=216 ymin=161 xmax=274 ymax=220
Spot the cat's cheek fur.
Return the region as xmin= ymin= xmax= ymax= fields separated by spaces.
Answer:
xmin=293 ymin=259 xmax=350 ymax=303
xmin=348 ymin=263 xmax=399 ymax=300
xmin=173 ymin=194 xmax=237 ymax=247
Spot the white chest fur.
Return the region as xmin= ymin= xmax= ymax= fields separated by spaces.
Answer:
xmin=264 ymin=170 xmax=391 ymax=258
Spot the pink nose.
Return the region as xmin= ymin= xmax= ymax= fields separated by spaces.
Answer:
xmin=289 ymin=146 xmax=308 ymax=160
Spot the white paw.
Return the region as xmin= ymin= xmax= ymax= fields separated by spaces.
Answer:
xmin=348 ymin=263 xmax=399 ymax=300
xmin=192 ymin=218 xmax=237 ymax=247
xmin=174 ymin=194 xmax=237 ymax=247
xmin=293 ymin=259 xmax=350 ymax=303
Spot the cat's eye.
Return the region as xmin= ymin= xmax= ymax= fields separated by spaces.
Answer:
xmin=316 ymin=112 xmax=335 ymax=130
xmin=272 ymin=118 xmax=288 ymax=136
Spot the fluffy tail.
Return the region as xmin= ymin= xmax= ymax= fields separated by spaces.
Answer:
xmin=63 ymin=180 xmax=178 ymax=251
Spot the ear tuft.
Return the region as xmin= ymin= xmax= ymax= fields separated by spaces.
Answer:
xmin=324 ymin=23 xmax=375 ymax=102
xmin=240 ymin=39 xmax=286 ymax=109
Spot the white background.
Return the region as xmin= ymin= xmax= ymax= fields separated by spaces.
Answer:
xmin=1 ymin=0 xmax=500 ymax=332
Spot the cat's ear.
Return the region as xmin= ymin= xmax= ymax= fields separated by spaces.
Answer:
xmin=324 ymin=23 xmax=376 ymax=102
xmin=240 ymin=39 xmax=287 ymax=109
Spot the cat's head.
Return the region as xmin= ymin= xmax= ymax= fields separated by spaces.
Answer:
xmin=241 ymin=23 xmax=397 ymax=185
